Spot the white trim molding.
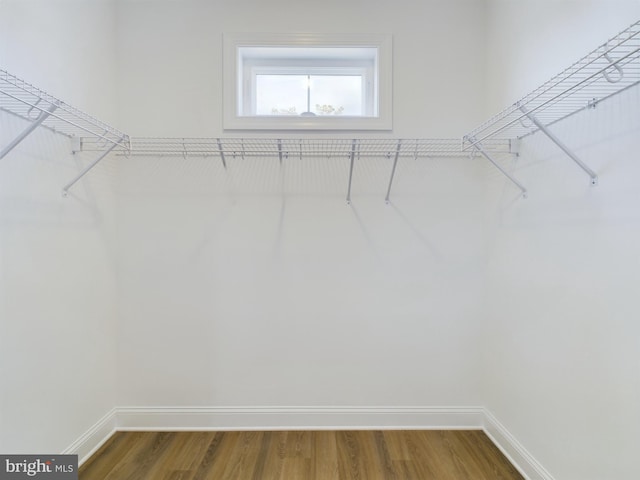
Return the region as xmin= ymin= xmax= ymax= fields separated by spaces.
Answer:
xmin=65 ymin=406 xmax=554 ymax=477
xmin=62 ymin=408 xmax=117 ymax=466
xmin=483 ymin=409 xmax=556 ymax=480
xmin=223 ymin=32 xmax=393 ymax=131
xmin=116 ymin=405 xmax=483 ymax=431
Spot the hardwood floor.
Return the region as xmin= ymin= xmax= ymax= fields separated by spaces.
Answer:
xmin=79 ymin=430 xmax=524 ymax=480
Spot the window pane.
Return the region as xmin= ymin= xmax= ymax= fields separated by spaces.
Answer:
xmin=310 ymin=75 xmax=362 ymax=116
xmin=256 ymin=75 xmax=307 ymax=115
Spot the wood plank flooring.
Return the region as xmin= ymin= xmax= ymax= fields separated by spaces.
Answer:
xmin=79 ymin=430 xmax=524 ymax=480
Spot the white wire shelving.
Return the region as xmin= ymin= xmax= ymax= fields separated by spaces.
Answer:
xmin=127 ymin=137 xmax=482 ymax=159
xmin=124 ymin=137 xmax=511 ymax=203
xmin=3 ymin=19 xmax=637 ymax=199
xmin=0 ymin=68 xmax=130 ymax=195
xmin=0 ymin=69 xmax=128 ymax=147
xmin=464 ymin=19 xmax=640 ymax=196
xmin=0 ymin=65 xmax=511 ymax=200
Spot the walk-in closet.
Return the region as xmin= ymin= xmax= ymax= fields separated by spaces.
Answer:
xmin=1 ymin=2 xmax=639 ymax=479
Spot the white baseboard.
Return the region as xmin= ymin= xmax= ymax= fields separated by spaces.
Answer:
xmin=483 ymin=409 xmax=555 ymax=480
xmin=116 ymin=405 xmax=485 ymax=431
xmin=65 ymin=405 xmax=552 ymax=478
xmin=62 ymin=408 xmax=117 ymax=466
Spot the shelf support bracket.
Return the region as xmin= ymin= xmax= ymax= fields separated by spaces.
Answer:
xmin=465 ymin=136 xmax=528 ymax=198
xmin=346 ymin=139 xmax=357 ymax=204
xmin=62 ymin=136 xmax=126 ymax=196
xmin=519 ymin=105 xmax=598 ymax=185
xmin=385 ymin=140 xmax=402 ymax=204
xmin=216 ymin=138 xmax=227 ymax=169
xmin=0 ymin=103 xmax=58 ymax=160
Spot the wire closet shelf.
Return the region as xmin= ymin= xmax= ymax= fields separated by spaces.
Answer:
xmin=126 ymin=137 xmax=511 ymax=159
xmin=124 ymin=137 xmax=513 ymax=204
xmin=3 ymin=20 xmax=638 ymax=197
xmin=1 ymin=68 xmax=499 ymax=198
xmin=0 ymin=68 xmax=512 ymax=161
xmin=0 ymin=69 xmax=129 ymax=151
xmin=464 ymin=20 xmax=640 ymax=149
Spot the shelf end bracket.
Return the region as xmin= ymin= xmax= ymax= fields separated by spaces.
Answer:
xmin=0 ymin=103 xmax=58 ymax=160
xmin=520 ymin=105 xmax=598 ymax=186
xmin=465 ymin=136 xmax=528 ymax=198
xmin=216 ymin=138 xmax=227 ymax=169
xmin=385 ymin=140 xmax=402 ymax=204
xmin=346 ymin=139 xmax=357 ymax=205
xmin=62 ymin=136 xmax=126 ymax=196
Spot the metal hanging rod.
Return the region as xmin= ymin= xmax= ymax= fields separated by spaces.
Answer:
xmin=465 ymin=20 xmax=640 ymax=146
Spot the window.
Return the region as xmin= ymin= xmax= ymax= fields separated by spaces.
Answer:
xmin=223 ymin=33 xmax=392 ymax=130
xmin=242 ymin=48 xmax=375 ymax=117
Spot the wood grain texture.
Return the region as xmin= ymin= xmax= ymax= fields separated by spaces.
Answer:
xmin=79 ymin=430 xmax=524 ymax=480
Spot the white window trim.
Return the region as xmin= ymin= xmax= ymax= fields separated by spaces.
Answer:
xmin=223 ymin=32 xmax=393 ymax=131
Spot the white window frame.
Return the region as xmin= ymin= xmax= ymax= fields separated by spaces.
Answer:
xmin=223 ymin=33 xmax=393 ymax=131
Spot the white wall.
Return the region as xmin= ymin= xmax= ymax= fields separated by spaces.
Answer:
xmin=0 ymin=0 xmax=119 ymax=125
xmin=484 ymin=0 xmax=640 ymax=112
xmin=113 ymin=0 xmax=490 ymax=409
xmin=116 ymin=154 xmax=488 ymax=407
xmin=483 ymin=3 xmax=640 ymax=479
xmin=113 ymin=0 xmax=488 ymax=137
xmin=0 ymin=0 xmax=119 ymax=455
xmin=2 ymin=2 xmax=640 ymax=478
